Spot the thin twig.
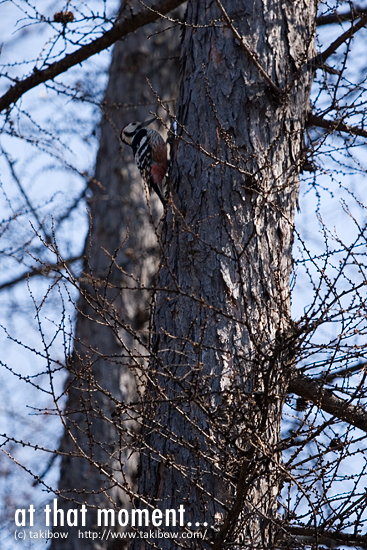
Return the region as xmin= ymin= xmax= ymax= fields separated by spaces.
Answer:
xmin=1 ymin=145 xmax=48 ymax=239
xmin=0 ymin=255 xmax=82 ymax=291
xmin=313 ymin=12 xmax=367 ymax=66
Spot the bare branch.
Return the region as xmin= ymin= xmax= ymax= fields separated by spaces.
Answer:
xmin=288 ymin=525 xmax=367 ymax=548
xmin=317 ymin=6 xmax=367 ymax=27
xmin=0 ymin=256 xmax=82 ymax=291
xmin=322 ymin=362 xmax=366 ymax=383
xmin=313 ymin=13 xmax=367 ymax=66
xmin=0 ymin=0 xmax=185 ymax=113
xmin=308 ymin=113 xmax=367 ymax=138
xmin=289 ymin=372 xmax=367 ymax=433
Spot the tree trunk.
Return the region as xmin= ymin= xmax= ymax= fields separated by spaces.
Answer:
xmin=136 ymin=0 xmax=316 ymax=548
xmin=50 ymin=3 xmax=181 ymax=548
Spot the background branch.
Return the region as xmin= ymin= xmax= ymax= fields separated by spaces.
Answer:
xmin=308 ymin=113 xmax=367 ymax=138
xmin=321 ymin=362 xmax=366 ymax=383
xmin=317 ymin=6 xmax=367 ymax=27
xmin=289 ymin=372 xmax=367 ymax=433
xmin=0 ymin=256 xmax=82 ymax=291
xmin=0 ymin=0 xmax=185 ymax=113
xmin=314 ymin=13 xmax=367 ymax=65
xmin=288 ymin=525 xmax=367 ymax=548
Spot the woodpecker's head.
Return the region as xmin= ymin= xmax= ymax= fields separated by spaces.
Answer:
xmin=120 ymin=118 xmax=155 ymax=145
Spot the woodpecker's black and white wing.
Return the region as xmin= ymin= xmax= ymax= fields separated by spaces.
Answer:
xmin=120 ymin=121 xmax=167 ymax=206
xmin=131 ymin=128 xmax=166 ymax=206
xmin=131 ymin=129 xmax=152 ymax=185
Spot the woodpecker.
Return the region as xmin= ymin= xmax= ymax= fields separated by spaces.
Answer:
xmin=120 ymin=118 xmax=167 ymax=206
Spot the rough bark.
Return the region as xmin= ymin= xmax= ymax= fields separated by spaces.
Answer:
xmin=135 ymin=1 xmax=316 ymax=548
xmin=50 ymin=3 xmax=181 ymax=548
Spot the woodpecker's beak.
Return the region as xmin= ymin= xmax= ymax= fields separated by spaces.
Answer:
xmin=143 ymin=117 xmax=156 ymax=127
